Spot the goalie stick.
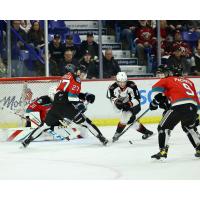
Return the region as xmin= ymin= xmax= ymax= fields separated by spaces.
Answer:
xmin=0 ymin=105 xmax=71 ymax=144
xmin=21 ymin=101 xmax=90 ymax=148
xmin=0 ymin=105 xmax=39 ymax=126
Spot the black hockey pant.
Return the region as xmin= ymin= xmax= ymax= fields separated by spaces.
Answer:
xmin=157 ymin=103 xmax=200 ymax=149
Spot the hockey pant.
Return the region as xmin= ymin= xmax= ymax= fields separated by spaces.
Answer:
xmin=158 ymin=103 xmax=200 ymax=149
xmin=119 ymin=104 xmax=145 ymax=132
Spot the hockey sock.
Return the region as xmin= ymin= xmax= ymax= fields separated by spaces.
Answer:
xmin=134 ymin=122 xmax=147 ymax=134
xmin=186 ymin=128 xmax=200 ymax=148
xmin=116 ymin=122 xmax=126 ymax=133
xmin=158 ymin=129 xmax=171 ymax=149
xmin=187 ymin=133 xmax=197 ymax=148
xmin=83 ymin=118 xmax=103 ymax=138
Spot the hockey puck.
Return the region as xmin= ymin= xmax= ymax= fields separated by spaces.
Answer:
xmin=129 ymin=140 xmax=133 ymax=144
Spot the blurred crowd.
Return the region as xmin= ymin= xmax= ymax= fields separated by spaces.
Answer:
xmin=0 ymin=20 xmax=200 ymax=78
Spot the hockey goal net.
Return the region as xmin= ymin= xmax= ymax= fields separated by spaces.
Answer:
xmin=0 ymin=76 xmax=61 ymax=128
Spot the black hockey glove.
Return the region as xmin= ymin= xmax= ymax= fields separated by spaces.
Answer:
xmin=159 ymin=96 xmax=171 ymax=110
xmin=122 ymin=102 xmax=133 ymax=111
xmin=85 ymin=93 xmax=95 ymax=104
xmin=114 ymin=98 xmax=123 ymax=110
xmin=75 ymin=102 xmax=86 ymax=113
xmin=149 ymin=100 xmax=158 ymax=110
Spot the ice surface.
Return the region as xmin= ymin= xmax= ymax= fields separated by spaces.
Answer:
xmin=0 ymin=124 xmax=200 ymax=180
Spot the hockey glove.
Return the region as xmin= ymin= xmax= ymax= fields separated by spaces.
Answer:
xmin=159 ymin=96 xmax=171 ymax=110
xmin=122 ymin=102 xmax=133 ymax=111
xmin=149 ymin=100 xmax=158 ymax=110
xmin=85 ymin=93 xmax=95 ymax=104
xmin=75 ymin=103 xmax=86 ymax=113
xmin=114 ymin=98 xmax=123 ymax=110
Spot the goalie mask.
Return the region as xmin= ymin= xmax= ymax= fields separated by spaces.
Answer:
xmin=116 ymin=72 xmax=127 ymax=88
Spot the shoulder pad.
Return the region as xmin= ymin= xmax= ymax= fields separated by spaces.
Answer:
xmin=127 ymin=81 xmax=136 ymax=88
xmin=109 ymin=82 xmax=118 ymax=90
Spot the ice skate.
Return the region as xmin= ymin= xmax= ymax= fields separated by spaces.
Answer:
xmin=98 ymin=135 xmax=109 ymax=146
xmin=195 ymin=145 xmax=200 ymax=158
xmin=112 ymin=132 xmax=121 ymax=143
xmin=21 ymin=137 xmax=33 ymax=148
xmin=142 ymin=130 xmax=154 ymax=139
xmin=151 ymin=146 xmax=169 ymax=160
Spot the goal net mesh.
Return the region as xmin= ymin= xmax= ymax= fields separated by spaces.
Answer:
xmin=0 ymin=77 xmax=60 ymax=128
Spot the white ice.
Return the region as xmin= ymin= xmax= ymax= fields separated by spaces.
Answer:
xmin=0 ymin=124 xmax=200 ymax=180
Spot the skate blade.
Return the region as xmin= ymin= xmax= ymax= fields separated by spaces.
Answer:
xmin=151 ymin=157 xmax=167 ymax=162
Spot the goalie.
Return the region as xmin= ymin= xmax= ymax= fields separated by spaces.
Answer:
xmin=107 ymin=72 xmax=153 ymax=142
xmin=25 ymin=85 xmax=86 ymax=140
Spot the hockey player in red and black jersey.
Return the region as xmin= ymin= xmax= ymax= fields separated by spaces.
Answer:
xmin=26 ymin=93 xmax=53 ymax=125
xmin=107 ymin=72 xmax=153 ymax=142
xmin=150 ymin=65 xmax=200 ymax=159
xmin=22 ymin=65 xmax=108 ymax=147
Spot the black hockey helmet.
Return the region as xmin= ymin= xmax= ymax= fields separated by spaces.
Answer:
xmin=156 ymin=64 xmax=170 ymax=78
xmin=156 ymin=65 xmax=182 ymax=78
xmin=171 ymin=67 xmax=183 ymax=76
xmin=75 ymin=64 xmax=88 ymax=80
xmin=75 ymin=64 xmax=87 ymax=74
xmin=64 ymin=64 xmax=76 ymax=73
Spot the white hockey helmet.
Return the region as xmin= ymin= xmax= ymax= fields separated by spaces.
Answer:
xmin=116 ymin=72 xmax=128 ymax=82
xmin=48 ymin=85 xmax=57 ymax=101
xmin=116 ymin=72 xmax=127 ymax=88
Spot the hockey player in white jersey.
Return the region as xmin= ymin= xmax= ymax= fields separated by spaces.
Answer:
xmin=107 ymin=72 xmax=153 ymax=142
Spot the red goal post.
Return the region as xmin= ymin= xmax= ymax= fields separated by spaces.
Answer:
xmin=0 ymin=76 xmax=61 ymax=128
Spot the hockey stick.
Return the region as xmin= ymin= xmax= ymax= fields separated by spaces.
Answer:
xmin=0 ymin=105 xmax=70 ymax=143
xmin=113 ymin=108 xmax=150 ymax=142
xmin=59 ymin=101 xmax=89 ymax=127
xmin=0 ymin=105 xmax=39 ymax=126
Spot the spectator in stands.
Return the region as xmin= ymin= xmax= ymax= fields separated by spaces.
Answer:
xmin=33 ymin=52 xmax=60 ymax=76
xmin=0 ymin=57 xmax=6 ymax=77
xmin=117 ymin=20 xmax=139 ymax=56
xmin=135 ymin=20 xmax=156 ymax=66
xmin=27 ymin=21 xmax=44 ymax=50
xmin=60 ymin=49 xmax=79 ymax=75
xmin=80 ymin=50 xmax=99 ymax=79
xmin=171 ymin=30 xmax=192 ymax=58
xmin=191 ymin=45 xmax=200 ymax=75
xmin=159 ymin=20 xmax=172 ymax=56
xmin=167 ymin=20 xmax=188 ymax=41
xmin=20 ymin=20 xmax=32 ymax=33
xmin=63 ymin=34 xmax=79 ymax=59
xmin=103 ymin=49 xmax=121 ymax=78
xmin=167 ymin=46 xmax=191 ymax=75
xmin=79 ymin=32 xmax=99 ymax=60
xmin=187 ymin=20 xmax=200 ymax=32
xmin=48 ymin=34 xmax=64 ymax=66
xmin=11 ymin=20 xmax=28 ymax=77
